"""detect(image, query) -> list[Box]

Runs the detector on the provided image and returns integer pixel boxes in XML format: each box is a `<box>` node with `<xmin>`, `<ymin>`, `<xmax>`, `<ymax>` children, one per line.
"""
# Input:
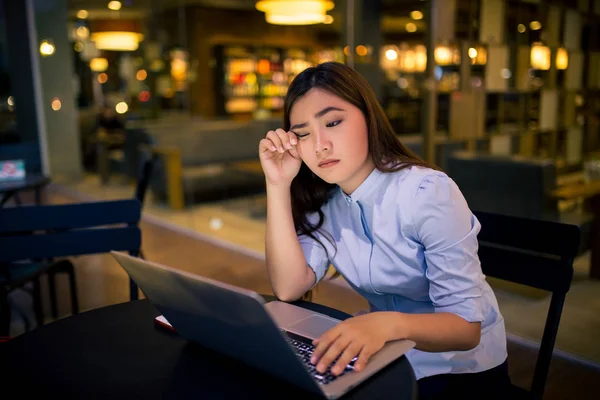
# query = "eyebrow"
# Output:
<box><xmin>290</xmin><ymin>106</ymin><xmax>345</xmax><ymax>131</ymax></box>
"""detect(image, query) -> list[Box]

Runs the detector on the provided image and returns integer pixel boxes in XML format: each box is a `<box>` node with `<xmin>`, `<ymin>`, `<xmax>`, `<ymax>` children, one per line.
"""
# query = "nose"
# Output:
<box><xmin>314</xmin><ymin>128</ymin><xmax>332</xmax><ymax>155</ymax></box>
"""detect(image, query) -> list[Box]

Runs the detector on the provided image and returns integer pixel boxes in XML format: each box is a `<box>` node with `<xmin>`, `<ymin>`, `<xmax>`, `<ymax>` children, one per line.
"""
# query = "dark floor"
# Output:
<box><xmin>5</xmin><ymin>190</ymin><xmax>600</xmax><ymax>399</ymax></box>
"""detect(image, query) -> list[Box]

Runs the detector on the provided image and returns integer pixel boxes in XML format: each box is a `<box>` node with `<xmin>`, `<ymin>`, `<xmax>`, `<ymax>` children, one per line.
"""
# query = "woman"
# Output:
<box><xmin>258</xmin><ymin>62</ymin><xmax>510</xmax><ymax>399</ymax></box>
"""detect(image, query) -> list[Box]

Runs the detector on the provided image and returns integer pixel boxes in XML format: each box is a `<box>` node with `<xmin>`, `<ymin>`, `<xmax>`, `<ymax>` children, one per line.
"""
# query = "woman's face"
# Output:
<box><xmin>289</xmin><ymin>88</ymin><xmax>374</xmax><ymax>194</ymax></box>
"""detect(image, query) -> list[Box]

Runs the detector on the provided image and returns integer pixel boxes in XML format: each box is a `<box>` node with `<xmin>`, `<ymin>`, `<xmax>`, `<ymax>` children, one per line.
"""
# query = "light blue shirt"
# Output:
<box><xmin>299</xmin><ymin>166</ymin><xmax>507</xmax><ymax>380</ymax></box>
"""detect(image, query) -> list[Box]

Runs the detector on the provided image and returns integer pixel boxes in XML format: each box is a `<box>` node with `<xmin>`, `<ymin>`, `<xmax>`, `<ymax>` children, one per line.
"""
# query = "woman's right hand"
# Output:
<box><xmin>259</xmin><ymin>128</ymin><xmax>302</xmax><ymax>187</ymax></box>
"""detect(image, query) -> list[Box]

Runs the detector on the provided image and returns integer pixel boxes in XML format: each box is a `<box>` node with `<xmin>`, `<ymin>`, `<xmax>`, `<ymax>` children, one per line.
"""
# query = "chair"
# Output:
<box><xmin>45</xmin><ymin>155</ymin><xmax>155</xmax><ymax>320</ymax></box>
<box><xmin>0</xmin><ymin>199</ymin><xmax>142</xmax><ymax>337</ymax></box>
<box><xmin>474</xmin><ymin>210</ymin><xmax>581</xmax><ymax>400</ymax></box>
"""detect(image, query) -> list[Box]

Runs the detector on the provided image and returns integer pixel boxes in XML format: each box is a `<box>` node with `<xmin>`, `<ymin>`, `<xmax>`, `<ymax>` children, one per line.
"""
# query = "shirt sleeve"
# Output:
<box><xmin>412</xmin><ymin>173</ymin><xmax>485</xmax><ymax>323</ymax></box>
<box><xmin>298</xmin><ymin>213</ymin><xmax>330</xmax><ymax>289</ymax></box>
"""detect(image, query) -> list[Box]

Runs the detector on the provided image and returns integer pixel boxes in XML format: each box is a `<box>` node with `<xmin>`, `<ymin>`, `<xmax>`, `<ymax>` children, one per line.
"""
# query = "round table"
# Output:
<box><xmin>0</xmin><ymin>174</ymin><xmax>50</xmax><ymax>206</ymax></box>
<box><xmin>0</xmin><ymin>299</ymin><xmax>417</xmax><ymax>399</ymax></box>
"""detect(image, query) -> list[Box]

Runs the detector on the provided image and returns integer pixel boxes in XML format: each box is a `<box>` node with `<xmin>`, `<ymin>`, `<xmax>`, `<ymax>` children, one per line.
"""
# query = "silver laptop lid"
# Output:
<box><xmin>111</xmin><ymin>251</ymin><xmax>323</xmax><ymax>396</ymax></box>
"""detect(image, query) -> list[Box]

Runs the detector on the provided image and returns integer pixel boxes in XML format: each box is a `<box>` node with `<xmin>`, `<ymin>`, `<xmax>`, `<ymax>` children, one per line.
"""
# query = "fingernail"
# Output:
<box><xmin>310</xmin><ymin>356</ymin><xmax>316</xmax><ymax>364</ymax></box>
<box><xmin>317</xmin><ymin>364</ymin><xmax>324</xmax><ymax>372</ymax></box>
<box><xmin>291</xmin><ymin>139</ymin><xmax>297</xmax><ymax>145</ymax></box>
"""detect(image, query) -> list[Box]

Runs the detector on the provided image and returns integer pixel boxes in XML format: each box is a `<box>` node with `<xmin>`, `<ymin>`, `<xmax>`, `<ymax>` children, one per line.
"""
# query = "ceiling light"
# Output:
<box><xmin>556</xmin><ymin>48</ymin><xmax>568</xmax><ymax>70</ymax></box>
<box><xmin>90</xmin><ymin>58</ymin><xmax>108</xmax><ymax>72</ymax></box>
<box><xmin>39</xmin><ymin>40</ymin><xmax>55</xmax><ymax>56</ymax></box>
<box><xmin>108</xmin><ymin>1</ymin><xmax>122</xmax><ymax>11</ymax></box>
<box><xmin>115</xmin><ymin>101</ymin><xmax>128</xmax><ymax>114</ymax></box>
<box><xmin>77</xmin><ymin>10</ymin><xmax>88</xmax><ymax>19</ymax></box>
<box><xmin>255</xmin><ymin>0</ymin><xmax>334</xmax><ymax>25</ymax></box>
<box><xmin>530</xmin><ymin>43</ymin><xmax>550</xmax><ymax>70</ymax></box>
<box><xmin>91</xmin><ymin>31</ymin><xmax>144</xmax><ymax>51</ymax></box>
<box><xmin>410</xmin><ymin>10</ymin><xmax>423</xmax><ymax>20</ymax></box>
<box><xmin>530</xmin><ymin>21</ymin><xmax>542</xmax><ymax>30</ymax></box>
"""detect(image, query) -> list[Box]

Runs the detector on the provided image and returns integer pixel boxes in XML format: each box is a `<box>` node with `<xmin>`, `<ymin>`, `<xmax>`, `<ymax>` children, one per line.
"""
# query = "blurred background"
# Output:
<box><xmin>1</xmin><ymin>1</ymin><xmax>600</xmax><ymax>396</ymax></box>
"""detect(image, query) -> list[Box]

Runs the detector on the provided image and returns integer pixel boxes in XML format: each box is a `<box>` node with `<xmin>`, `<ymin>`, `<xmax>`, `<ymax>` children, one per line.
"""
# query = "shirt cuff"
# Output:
<box><xmin>300</xmin><ymin>242</ymin><xmax>329</xmax><ymax>288</ymax></box>
<box><xmin>434</xmin><ymin>293</ymin><xmax>484</xmax><ymax>323</ymax></box>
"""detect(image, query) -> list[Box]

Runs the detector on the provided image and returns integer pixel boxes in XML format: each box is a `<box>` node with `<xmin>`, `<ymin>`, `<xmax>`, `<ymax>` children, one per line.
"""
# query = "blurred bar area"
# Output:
<box><xmin>2</xmin><ymin>2</ymin><xmax>600</xmax><ymax>396</ymax></box>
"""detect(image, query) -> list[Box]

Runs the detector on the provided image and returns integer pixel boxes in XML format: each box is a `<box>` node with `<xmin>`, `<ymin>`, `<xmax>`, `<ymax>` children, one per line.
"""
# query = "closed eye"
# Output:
<box><xmin>292</xmin><ymin>131</ymin><xmax>310</xmax><ymax>138</ymax></box>
<box><xmin>326</xmin><ymin>120</ymin><xmax>342</xmax><ymax>128</ymax></box>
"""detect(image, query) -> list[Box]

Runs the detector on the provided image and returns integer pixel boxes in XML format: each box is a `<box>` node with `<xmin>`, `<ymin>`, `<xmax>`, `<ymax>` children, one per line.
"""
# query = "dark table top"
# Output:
<box><xmin>0</xmin><ymin>174</ymin><xmax>50</xmax><ymax>193</ymax></box>
<box><xmin>0</xmin><ymin>299</ymin><xmax>417</xmax><ymax>399</ymax></box>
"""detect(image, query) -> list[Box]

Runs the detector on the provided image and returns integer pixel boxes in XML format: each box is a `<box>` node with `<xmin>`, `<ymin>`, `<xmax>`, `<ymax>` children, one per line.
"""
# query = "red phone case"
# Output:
<box><xmin>154</xmin><ymin>315</ymin><xmax>176</xmax><ymax>332</ymax></box>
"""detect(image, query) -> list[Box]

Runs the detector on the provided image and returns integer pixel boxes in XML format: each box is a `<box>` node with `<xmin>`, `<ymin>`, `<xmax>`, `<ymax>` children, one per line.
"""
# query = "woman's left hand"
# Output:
<box><xmin>310</xmin><ymin>312</ymin><xmax>398</xmax><ymax>376</ymax></box>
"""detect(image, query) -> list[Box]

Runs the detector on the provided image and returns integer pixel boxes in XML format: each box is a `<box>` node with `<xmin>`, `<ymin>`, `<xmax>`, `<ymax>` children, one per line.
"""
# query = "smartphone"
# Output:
<box><xmin>154</xmin><ymin>315</ymin><xmax>176</xmax><ymax>332</ymax></box>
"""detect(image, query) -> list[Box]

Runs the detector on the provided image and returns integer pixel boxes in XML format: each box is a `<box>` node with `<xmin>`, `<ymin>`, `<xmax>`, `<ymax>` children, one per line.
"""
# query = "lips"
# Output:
<box><xmin>318</xmin><ymin>159</ymin><xmax>340</xmax><ymax>168</ymax></box>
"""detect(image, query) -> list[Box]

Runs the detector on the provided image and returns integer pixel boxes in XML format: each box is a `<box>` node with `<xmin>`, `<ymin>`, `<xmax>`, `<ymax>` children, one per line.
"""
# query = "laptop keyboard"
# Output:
<box><xmin>283</xmin><ymin>330</ymin><xmax>357</xmax><ymax>385</ymax></box>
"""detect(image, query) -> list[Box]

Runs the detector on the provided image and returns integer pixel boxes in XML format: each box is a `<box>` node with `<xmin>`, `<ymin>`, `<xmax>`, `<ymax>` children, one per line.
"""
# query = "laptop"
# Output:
<box><xmin>111</xmin><ymin>251</ymin><xmax>415</xmax><ymax>399</ymax></box>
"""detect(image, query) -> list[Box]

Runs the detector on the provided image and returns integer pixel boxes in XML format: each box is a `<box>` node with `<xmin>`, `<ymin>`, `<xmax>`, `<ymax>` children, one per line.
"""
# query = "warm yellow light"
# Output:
<box><xmin>414</xmin><ymin>45</ymin><xmax>427</xmax><ymax>72</ymax></box>
<box><xmin>108</xmin><ymin>1</ymin><xmax>122</xmax><ymax>11</ymax></box>
<box><xmin>255</xmin><ymin>0</ymin><xmax>335</xmax><ymax>25</ymax></box>
<box><xmin>517</xmin><ymin>24</ymin><xmax>526</xmax><ymax>33</ymax></box>
<box><xmin>74</xmin><ymin>42</ymin><xmax>84</xmax><ymax>52</ymax></box>
<box><xmin>324</xmin><ymin>15</ymin><xmax>334</xmax><ymax>24</ymax></box>
<box><xmin>400</xmin><ymin>50</ymin><xmax>416</xmax><ymax>72</ymax></box>
<box><xmin>90</xmin><ymin>58</ymin><xmax>108</xmax><ymax>72</ymax></box>
<box><xmin>434</xmin><ymin>46</ymin><xmax>452</xmax><ymax>65</ymax></box>
<box><xmin>385</xmin><ymin>49</ymin><xmax>398</xmax><ymax>61</ymax></box>
<box><xmin>51</xmin><ymin>98</ymin><xmax>62</xmax><ymax>111</ymax></box>
<box><xmin>406</xmin><ymin>22</ymin><xmax>417</xmax><ymax>33</ymax></box>
<box><xmin>530</xmin><ymin>44</ymin><xmax>550</xmax><ymax>70</ymax></box>
<box><xmin>343</xmin><ymin>46</ymin><xmax>350</xmax><ymax>56</ymax></box>
<box><xmin>530</xmin><ymin>21</ymin><xmax>542</xmax><ymax>31</ymax></box>
<box><xmin>356</xmin><ymin>45</ymin><xmax>368</xmax><ymax>56</ymax></box>
<box><xmin>556</xmin><ymin>48</ymin><xmax>568</xmax><ymax>70</ymax></box>
<box><xmin>7</xmin><ymin>96</ymin><xmax>14</xmax><ymax>106</ymax></box>
<box><xmin>410</xmin><ymin>10</ymin><xmax>423</xmax><ymax>20</ymax></box>
<box><xmin>39</xmin><ymin>40</ymin><xmax>55</xmax><ymax>56</ymax></box>
<box><xmin>76</xmin><ymin>26</ymin><xmax>89</xmax><ymax>39</ymax></box>
<box><xmin>474</xmin><ymin>47</ymin><xmax>487</xmax><ymax>65</ymax></box>
<box><xmin>171</xmin><ymin>58</ymin><xmax>187</xmax><ymax>81</ymax></box>
<box><xmin>136</xmin><ymin>69</ymin><xmax>148</xmax><ymax>81</ymax></box>
<box><xmin>468</xmin><ymin>48</ymin><xmax>477</xmax><ymax>59</ymax></box>
<box><xmin>91</xmin><ymin>32</ymin><xmax>144</xmax><ymax>51</ymax></box>
<box><xmin>98</xmin><ymin>73</ymin><xmax>108</xmax><ymax>84</ymax></box>
<box><xmin>115</xmin><ymin>101</ymin><xmax>128</xmax><ymax>114</ymax></box>
<box><xmin>77</xmin><ymin>10</ymin><xmax>88</xmax><ymax>19</ymax></box>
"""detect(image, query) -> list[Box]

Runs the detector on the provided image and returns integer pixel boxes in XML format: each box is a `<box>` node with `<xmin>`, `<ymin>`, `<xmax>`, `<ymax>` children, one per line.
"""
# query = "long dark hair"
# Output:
<box><xmin>283</xmin><ymin>62</ymin><xmax>435</xmax><ymax>296</ymax></box>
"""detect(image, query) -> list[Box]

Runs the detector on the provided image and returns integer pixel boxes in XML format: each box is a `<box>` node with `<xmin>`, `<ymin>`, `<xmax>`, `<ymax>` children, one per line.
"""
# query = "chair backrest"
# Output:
<box><xmin>474</xmin><ymin>210</ymin><xmax>580</xmax><ymax>399</ymax></box>
<box><xmin>448</xmin><ymin>152</ymin><xmax>559</xmax><ymax>220</ymax></box>
<box><xmin>0</xmin><ymin>199</ymin><xmax>142</xmax><ymax>300</ymax></box>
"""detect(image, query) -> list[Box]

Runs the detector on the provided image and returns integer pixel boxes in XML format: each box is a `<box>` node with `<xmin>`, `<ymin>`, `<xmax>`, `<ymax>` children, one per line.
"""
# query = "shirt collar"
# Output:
<box><xmin>339</xmin><ymin>167</ymin><xmax>386</xmax><ymax>204</ymax></box>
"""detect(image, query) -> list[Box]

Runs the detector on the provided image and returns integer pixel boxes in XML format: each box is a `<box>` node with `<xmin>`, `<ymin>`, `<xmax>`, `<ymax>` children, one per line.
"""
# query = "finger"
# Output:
<box><xmin>331</xmin><ymin>343</ymin><xmax>363</xmax><ymax>376</ymax></box>
<box><xmin>311</xmin><ymin>329</ymin><xmax>340</xmax><ymax>364</ymax></box>
<box><xmin>315</xmin><ymin>336</ymin><xmax>351</xmax><ymax>374</ymax></box>
<box><xmin>275</xmin><ymin>128</ymin><xmax>293</xmax><ymax>150</ymax></box>
<box><xmin>266</xmin><ymin>131</ymin><xmax>285</xmax><ymax>153</ymax></box>
<box><xmin>259</xmin><ymin>138</ymin><xmax>277</xmax><ymax>153</ymax></box>
<box><xmin>354</xmin><ymin>346</ymin><xmax>375</xmax><ymax>372</ymax></box>
<box><xmin>287</xmin><ymin>130</ymin><xmax>298</xmax><ymax>146</ymax></box>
